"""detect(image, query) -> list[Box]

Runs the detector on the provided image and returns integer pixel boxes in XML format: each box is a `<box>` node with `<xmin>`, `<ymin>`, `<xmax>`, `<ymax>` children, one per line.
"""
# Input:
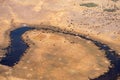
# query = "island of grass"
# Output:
<box><xmin>80</xmin><ymin>3</ymin><xmax>98</xmax><ymax>7</ymax></box>
<box><xmin>104</xmin><ymin>8</ymin><xmax>116</xmax><ymax>12</ymax></box>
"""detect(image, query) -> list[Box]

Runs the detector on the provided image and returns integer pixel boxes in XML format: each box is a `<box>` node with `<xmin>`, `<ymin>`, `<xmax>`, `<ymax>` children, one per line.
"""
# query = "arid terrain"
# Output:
<box><xmin>0</xmin><ymin>0</ymin><xmax>120</xmax><ymax>80</ymax></box>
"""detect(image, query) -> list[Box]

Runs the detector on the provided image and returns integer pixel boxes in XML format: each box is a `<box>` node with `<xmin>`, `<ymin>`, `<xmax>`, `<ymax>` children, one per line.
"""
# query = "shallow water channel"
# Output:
<box><xmin>0</xmin><ymin>27</ymin><xmax>34</xmax><ymax>66</ymax></box>
<box><xmin>0</xmin><ymin>27</ymin><xmax>120</xmax><ymax>80</ymax></box>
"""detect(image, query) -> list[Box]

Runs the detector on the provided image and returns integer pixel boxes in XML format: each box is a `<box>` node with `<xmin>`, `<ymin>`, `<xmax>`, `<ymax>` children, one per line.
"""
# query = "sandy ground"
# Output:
<box><xmin>0</xmin><ymin>0</ymin><xmax>120</xmax><ymax>80</ymax></box>
<box><xmin>0</xmin><ymin>0</ymin><xmax>120</xmax><ymax>53</ymax></box>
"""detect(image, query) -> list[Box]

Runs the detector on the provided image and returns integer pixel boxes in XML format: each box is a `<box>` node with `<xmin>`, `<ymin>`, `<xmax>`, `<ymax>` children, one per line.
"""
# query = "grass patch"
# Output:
<box><xmin>112</xmin><ymin>0</ymin><xmax>119</xmax><ymax>2</ymax></box>
<box><xmin>104</xmin><ymin>8</ymin><xmax>116</xmax><ymax>12</ymax></box>
<box><xmin>80</xmin><ymin>3</ymin><xmax>98</xmax><ymax>7</ymax></box>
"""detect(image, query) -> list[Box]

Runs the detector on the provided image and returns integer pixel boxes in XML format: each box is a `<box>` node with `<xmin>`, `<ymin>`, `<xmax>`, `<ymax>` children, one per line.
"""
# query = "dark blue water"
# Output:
<box><xmin>0</xmin><ymin>27</ymin><xmax>34</xmax><ymax>66</ymax></box>
<box><xmin>0</xmin><ymin>26</ymin><xmax>120</xmax><ymax>80</ymax></box>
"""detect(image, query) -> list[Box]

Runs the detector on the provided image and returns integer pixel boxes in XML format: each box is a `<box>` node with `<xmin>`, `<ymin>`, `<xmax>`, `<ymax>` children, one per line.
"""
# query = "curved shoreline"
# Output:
<box><xmin>0</xmin><ymin>26</ymin><xmax>120</xmax><ymax>80</ymax></box>
<box><xmin>36</xmin><ymin>27</ymin><xmax>120</xmax><ymax>80</ymax></box>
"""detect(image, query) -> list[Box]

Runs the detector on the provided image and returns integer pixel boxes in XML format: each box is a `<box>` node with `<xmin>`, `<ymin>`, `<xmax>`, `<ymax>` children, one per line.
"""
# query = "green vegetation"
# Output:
<box><xmin>103</xmin><ymin>8</ymin><xmax>116</xmax><ymax>12</ymax></box>
<box><xmin>111</xmin><ymin>0</ymin><xmax>119</xmax><ymax>2</ymax></box>
<box><xmin>80</xmin><ymin>3</ymin><xmax>98</xmax><ymax>7</ymax></box>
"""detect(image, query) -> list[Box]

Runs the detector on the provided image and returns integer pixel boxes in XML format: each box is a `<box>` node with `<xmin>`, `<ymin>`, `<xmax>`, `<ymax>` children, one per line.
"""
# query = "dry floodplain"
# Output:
<box><xmin>0</xmin><ymin>0</ymin><xmax>120</xmax><ymax>80</ymax></box>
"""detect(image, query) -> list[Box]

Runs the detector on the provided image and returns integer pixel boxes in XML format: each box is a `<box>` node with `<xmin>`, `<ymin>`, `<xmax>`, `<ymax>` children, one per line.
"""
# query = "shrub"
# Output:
<box><xmin>80</xmin><ymin>3</ymin><xmax>98</xmax><ymax>7</ymax></box>
<box><xmin>104</xmin><ymin>8</ymin><xmax>116</xmax><ymax>12</ymax></box>
<box><xmin>112</xmin><ymin>0</ymin><xmax>119</xmax><ymax>2</ymax></box>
